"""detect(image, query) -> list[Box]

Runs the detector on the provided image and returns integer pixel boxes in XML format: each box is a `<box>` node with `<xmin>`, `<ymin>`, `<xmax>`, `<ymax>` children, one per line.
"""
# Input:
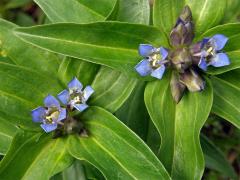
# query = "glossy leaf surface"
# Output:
<box><xmin>14</xmin><ymin>22</ymin><xmax>168</xmax><ymax>78</ymax></box>
<box><xmin>0</xmin><ymin>131</ymin><xmax>73</xmax><ymax>180</ymax></box>
<box><xmin>145</xmin><ymin>73</ymin><xmax>213</xmax><ymax>179</ymax></box>
<box><xmin>68</xmin><ymin>107</ymin><xmax>170</xmax><ymax>180</ymax></box>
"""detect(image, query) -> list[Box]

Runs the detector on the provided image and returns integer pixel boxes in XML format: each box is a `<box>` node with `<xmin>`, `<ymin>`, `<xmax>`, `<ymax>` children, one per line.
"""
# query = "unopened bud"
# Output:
<box><xmin>170</xmin><ymin>48</ymin><xmax>192</xmax><ymax>73</ymax></box>
<box><xmin>170</xmin><ymin>72</ymin><xmax>186</xmax><ymax>103</ymax></box>
<box><xmin>180</xmin><ymin>69</ymin><xmax>205</xmax><ymax>92</ymax></box>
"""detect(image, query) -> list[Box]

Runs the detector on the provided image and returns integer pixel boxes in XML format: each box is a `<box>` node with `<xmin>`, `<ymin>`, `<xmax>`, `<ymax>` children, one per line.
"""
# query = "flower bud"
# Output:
<box><xmin>170</xmin><ymin>72</ymin><xmax>186</xmax><ymax>103</ymax></box>
<box><xmin>180</xmin><ymin>69</ymin><xmax>205</xmax><ymax>92</ymax></box>
<box><xmin>170</xmin><ymin>48</ymin><xmax>192</xmax><ymax>73</ymax></box>
<box><xmin>170</xmin><ymin>5</ymin><xmax>194</xmax><ymax>47</ymax></box>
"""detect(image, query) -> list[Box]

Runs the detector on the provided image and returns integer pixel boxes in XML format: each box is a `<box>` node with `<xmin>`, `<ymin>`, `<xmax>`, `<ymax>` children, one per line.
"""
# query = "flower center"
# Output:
<box><xmin>149</xmin><ymin>53</ymin><xmax>162</xmax><ymax>69</ymax></box>
<box><xmin>45</xmin><ymin>107</ymin><xmax>60</xmax><ymax>124</ymax></box>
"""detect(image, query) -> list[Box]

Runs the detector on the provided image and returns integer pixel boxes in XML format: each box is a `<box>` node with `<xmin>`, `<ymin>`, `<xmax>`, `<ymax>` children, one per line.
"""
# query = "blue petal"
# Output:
<box><xmin>74</xmin><ymin>104</ymin><xmax>88</xmax><ymax>112</ymax></box>
<box><xmin>138</xmin><ymin>44</ymin><xmax>154</xmax><ymax>57</ymax></box>
<box><xmin>58</xmin><ymin>89</ymin><xmax>69</xmax><ymax>105</ymax></box>
<box><xmin>211</xmin><ymin>34</ymin><xmax>228</xmax><ymax>51</ymax></box>
<box><xmin>44</xmin><ymin>95</ymin><xmax>60</xmax><ymax>108</ymax></box>
<box><xmin>57</xmin><ymin>108</ymin><xmax>67</xmax><ymax>122</ymax></box>
<box><xmin>83</xmin><ymin>85</ymin><xmax>94</xmax><ymax>101</ymax></box>
<box><xmin>31</xmin><ymin>107</ymin><xmax>45</xmax><ymax>123</ymax></box>
<box><xmin>209</xmin><ymin>53</ymin><xmax>230</xmax><ymax>67</ymax></box>
<box><xmin>151</xmin><ymin>65</ymin><xmax>166</xmax><ymax>79</ymax></box>
<box><xmin>135</xmin><ymin>59</ymin><xmax>152</xmax><ymax>76</ymax></box>
<box><xmin>41</xmin><ymin>123</ymin><xmax>57</xmax><ymax>133</ymax></box>
<box><xmin>198</xmin><ymin>57</ymin><xmax>208</xmax><ymax>71</ymax></box>
<box><xmin>201</xmin><ymin>38</ymin><xmax>210</xmax><ymax>49</ymax></box>
<box><xmin>68</xmin><ymin>77</ymin><xmax>83</xmax><ymax>90</ymax></box>
<box><xmin>159</xmin><ymin>47</ymin><xmax>168</xmax><ymax>60</ymax></box>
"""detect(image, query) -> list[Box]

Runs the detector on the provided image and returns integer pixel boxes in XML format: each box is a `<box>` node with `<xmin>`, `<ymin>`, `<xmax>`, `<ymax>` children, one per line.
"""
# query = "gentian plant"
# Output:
<box><xmin>0</xmin><ymin>0</ymin><xmax>239</xmax><ymax>179</ymax></box>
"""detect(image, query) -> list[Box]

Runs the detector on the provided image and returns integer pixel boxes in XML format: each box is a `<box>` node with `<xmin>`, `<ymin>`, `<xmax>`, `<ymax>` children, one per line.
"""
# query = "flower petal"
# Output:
<box><xmin>138</xmin><ymin>44</ymin><xmax>154</xmax><ymax>57</ymax></box>
<box><xmin>58</xmin><ymin>89</ymin><xmax>69</xmax><ymax>105</ymax></box>
<box><xmin>160</xmin><ymin>47</ymin><xmax>168</xmax><ymax>60</ymax></box>
<box><xmin>201</xmin><ymin>38</ymin><xmax>209</xmax><ymax>49</ymax></box>
<box><xmin>41</xmin><ymin>123</ymin><xmax>57</xmax><ymax>133</ymax></box>
<box><xmin>74</xmin><ymin>103</ymin><xmax>88</xmax><ymax>112</ymax></box>
<box><xmin>151</xmin><ymin>65</ymin><xmax>166</xmax><ymax>79</ymax></box>
<box><xmin>83</xmin><ymin>85</ymin><xmax>94</xmax><ymax>101</ymax></box>
<box><xmin>58</xmin><ymin>108</ymin><xmax>67</xmax><ymax>122</ymax></box>
<box><xmin>198</xmin><ymin>57</ymin><xmax>208</xmax><ymax>71</ymax></box>
<box><xmin>135</xmin><ymin>59</ymin><xmax>152</xmax><ymax>76</ymax></box>
<box><xmin>68</xmin><ymin>77</ymin><xmax>83</xmax><ymax>90</ymax></box>
<box><xmin>211</xmin><ymin>34</ymin><xmax>228</xmax><ymax>51</ymax></box>
<box><xmin>209</xmin><ymin>53</ymin><xmax>230</xmax><ymax>67</ymax></box>
<box><xmin>44</xmin><ymin>95</ymin><xmax>60</xmax><ymax>108</ymax></box>
<box><xmin>31</xmin><ymin>107</ymin><xmax>45</xmax><ymax>122</ymax></box>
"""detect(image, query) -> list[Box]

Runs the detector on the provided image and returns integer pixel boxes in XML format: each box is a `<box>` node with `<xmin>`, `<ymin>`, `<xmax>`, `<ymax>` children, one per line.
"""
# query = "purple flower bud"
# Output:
<box><xmin>170</xmin><ymin>5</ymin><xmax>194</xmax><ymax>47</ymax></box>
<box><xmin>170</xmin><ymin>48</ymin><xmax>192</xmax><ymax>73</ymax></box>
<box><xmin>179</xmin><ymin>69</ymin><xmax>205</xmax><ymax>92</ymax></box>
<box><xmin>170</xmin><ymin>72</ymin><xmax>186</xmax><ymax>103</ymax></box>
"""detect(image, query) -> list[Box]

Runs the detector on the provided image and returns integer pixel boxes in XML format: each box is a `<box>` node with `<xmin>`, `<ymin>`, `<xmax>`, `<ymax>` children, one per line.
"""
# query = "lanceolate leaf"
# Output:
<box><xmin>0</xmin><ymin>18</ymin><xmax>60</xmax><ymax>76</ymax></box>
<box><xmin>145</xmin><ymin>73</ymin><xmax>213</xmax><ymax>179</ymax></box>
<box><xmin>90</xmin><ymin>67</ymin><xmax>137</xmax><ymax>113</ymax></box>
<box><xmin>58</xmin><ymin>57</ymin><xmax>99</xmax><ymax>86</ymax></box>
<box><xmin>14</xmin><ymin>22</ymin><xmax>169</xmax><ymax>78</ymax></box>
<box><xmin>116</xmin><ymin>0</ymin><xmax>150</xmax><ymax>24</ymax></box>
<box><xmin>68</xmin><ymin>107</ymin><xmax>171</xmax><ymax>180</ymax></box>
<box><xmin>201</xmin><ymin>135</ymin><xmax>237</xmax><ymax>179</ymax></box>
<box><xmin>153</xmin><ymin>0</ymin><xmax>227</xmax><ymax>36</ymax></box>
<box><xmin>0</xmin><ymin>131</ymin><xmax>73</xmax><ymax>180</ymax></box>
<box><xmin>0</xmin><ymin>117</ymin><xmax>18</xmax><ymax>155</ymax></box>
<box><xmin>0</xmin><ymin>62</ymin><xmax>63</xmax><ymax>128</ymax></box>
<box><xmin>34</xmin><ymin>0</ymin><xmax>117</xmax><ymax>23</ymax></box>
<box><xmin>116</xmin><ymin>81</ymin><xmax>149</xmax><ymax>140</ymax></box>
<box><xmin>211</xmin><ymin>70</ymin><xmax>240</xmax><ymax>129</ymax></box>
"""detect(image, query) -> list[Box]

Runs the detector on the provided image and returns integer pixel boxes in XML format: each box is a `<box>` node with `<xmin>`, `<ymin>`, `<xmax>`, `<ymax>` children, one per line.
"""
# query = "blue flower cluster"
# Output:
<box><xmin>135</xmin><ymin>34</ymin><xmax>229</xmax><ymax>79</ymax></box>
<box><xmin>134</xmin><ymin>6</ymin><xmax>230</xmax><ymax>103</ymax></box>
<box><xmin>31</xmin><ymin>77</ymin><xmax>94</xmax><ymax>133</ymax></box>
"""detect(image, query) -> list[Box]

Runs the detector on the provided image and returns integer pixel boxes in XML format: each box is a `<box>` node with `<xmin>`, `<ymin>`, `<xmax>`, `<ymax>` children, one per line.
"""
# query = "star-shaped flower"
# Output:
<box><xmin>58</xmin><ymin>77</ymin><xmax>94</xmax><ymax>112</ymax></box>
<box><xmin>31</xmin><ymin>95</ymin><xmax>66</xmax><ymax>133</ymax></box>
<box><xmin>197</xmin><ymin>34</ymin><xmax>230</xmax><ymax>71</ymax></box>
<box><xmin>135</xmin><ymin>44</ymin><xmax>168</xmax><ymax>79</ymax></box>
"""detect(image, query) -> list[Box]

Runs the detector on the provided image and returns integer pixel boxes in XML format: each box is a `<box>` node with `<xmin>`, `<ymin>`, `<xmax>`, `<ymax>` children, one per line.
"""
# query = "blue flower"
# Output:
<box><xmin>135</xmin><ymin>44</ymin><xmax>168</xmax><ymax>79</ymax></box>
<box><xmin>31</xmin><ymin>95</ymin><xmax>66</xmax><ymax>133</ymax></box>
<box><xmin>58</xmin><ymin>77</ymin><xmax>94</xmax><ymax>112</ymax></box>
<box><xmin>198</xmin><ymin>34</ymin><xmax>230</xmax><ymax>71</ymax></box>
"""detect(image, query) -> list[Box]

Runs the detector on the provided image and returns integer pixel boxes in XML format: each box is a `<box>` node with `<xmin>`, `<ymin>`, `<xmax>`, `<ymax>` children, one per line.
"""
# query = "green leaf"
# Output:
<box><xmin>5</xmin><ymin>0</ymin><xmax>31</xmax><ymax>9</ymax></box>
<box><xmin>201</xmin><ymin>135</ymin><xmax>237</xmax><ymax>179</ymax></box>
<box><xmin>34</xmin><ymin>0</ymin><xmax>117</xmax><ymax>23</ymax></box>
<box><xmin>90</xmin><ymin>66</ymin><xmax>137</xmax><ymax>112</ymax></box>
<box><xmin>0</xmin><ymin>117</ymin><xmax>18</xmax><ymax>155</ymax></box>
<box><xmin>186</xmin><ymin>0</ymin><xmax>227</xmax><ymax>36</ymax></box>
<box><xmin>197</xmin><ymin>23</ymin><xmax>240</xmax><ymax>75</ymax></box>
<box><xmin>0</xmin><ymin>131</ymin><xmax>73</xmax><ymax>180</ymax></box>
<box><xmin>116</xmin><ymin>0</ymin><xmax>150</xmax><ymax>24</ymax></box>
<box><xmin>0</xmin><ymin>18</ymin><xmax>60</xmax><ymax>76</ymax></box>
<box><xmin>14</xmin><ymin>22</ymin><xmax>169</xmax><ymax>78</ymax></box>
<box><xmin>58</xmin><ymin>56</ymin><xmax>99</xmax><ymax>86</ymax></box>
<box><xmin>153</xmin><ymin>0</ymin><xmax>185</xmax><ymax>35</ymax></box>
<box><xmin>222</xmin><ymin>0</ymin><xmax>240</xmax><ymax>23</ymax></box>
<box><xmin>68</xmin><ymin>106</ymin><xmax>171</xmax><ymax>180</ymax></box>
<box><xmin>145</xmin><ymin>72</ymin><xmax>213</xmax><ymax>179</ymax></box>
<box><xmin>153</xmin><ymin>0</ymin><xmax>227</xmax><ymax>36</ymax></box>
<box><xmin>0</xmin><ymin>62</ymin><xmax>63</xmax><ymax>128</ymax></box>
<box><xmin>116</xmin><ymin>81</ymin><xmax>149</xmax><ymax>140</ymax></box>
<box><xmin>211</xmin><ymin>70</ymin><xmax>240</xmax><ymax>129</ymax></box>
